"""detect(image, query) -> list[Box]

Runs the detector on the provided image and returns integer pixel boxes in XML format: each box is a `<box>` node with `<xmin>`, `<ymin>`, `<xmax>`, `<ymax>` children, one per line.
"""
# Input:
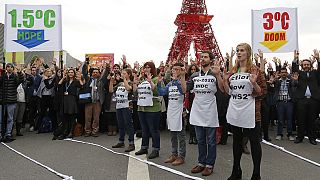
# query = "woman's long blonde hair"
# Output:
<box><xmin>231</xmin><ymin>43</ymin><xmax>254</xmax><ymax>73</ymax></box>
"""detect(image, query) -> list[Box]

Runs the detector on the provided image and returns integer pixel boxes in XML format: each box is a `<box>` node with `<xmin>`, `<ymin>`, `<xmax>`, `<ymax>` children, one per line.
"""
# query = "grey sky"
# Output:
<box><xmin>1</xmin><ymin>0</ymin><xmax>319</xmax><ymax>66</ymax></box>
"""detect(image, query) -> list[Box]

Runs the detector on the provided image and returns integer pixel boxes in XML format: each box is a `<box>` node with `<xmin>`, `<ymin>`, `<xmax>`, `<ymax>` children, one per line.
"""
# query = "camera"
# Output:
<box><xmin>85</xmin><ymin>57</ymin><xmax>90</xmax><ymax>64</ymax></box>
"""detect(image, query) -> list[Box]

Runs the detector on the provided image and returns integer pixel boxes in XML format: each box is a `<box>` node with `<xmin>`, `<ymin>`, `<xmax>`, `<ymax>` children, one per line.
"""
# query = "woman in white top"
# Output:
<box><xmin>110</xmin><ymin>68</ymin><xmax>135</xmax><ymax>152</ymax></box>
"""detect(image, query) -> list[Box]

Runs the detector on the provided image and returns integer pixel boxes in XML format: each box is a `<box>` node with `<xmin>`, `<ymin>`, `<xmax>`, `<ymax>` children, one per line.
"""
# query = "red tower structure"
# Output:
<box><xmin>167</xmin><ymin>0</ymin><xmax>223</xmax><ymax>64</ymax></box>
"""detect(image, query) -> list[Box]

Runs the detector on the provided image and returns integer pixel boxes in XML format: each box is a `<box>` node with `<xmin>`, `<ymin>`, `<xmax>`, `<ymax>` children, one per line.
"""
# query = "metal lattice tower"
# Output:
<box><xmin>167</xmin><ymin>0</ymin><xmax>223</xmax><ymax>64</ymax></box>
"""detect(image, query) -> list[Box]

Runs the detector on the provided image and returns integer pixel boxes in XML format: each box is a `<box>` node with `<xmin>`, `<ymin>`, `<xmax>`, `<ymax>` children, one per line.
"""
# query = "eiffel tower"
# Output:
<box><xmin>167</xmin><ymin>0</ymin><xmax>223</xmax><ymax>64</ymax></box>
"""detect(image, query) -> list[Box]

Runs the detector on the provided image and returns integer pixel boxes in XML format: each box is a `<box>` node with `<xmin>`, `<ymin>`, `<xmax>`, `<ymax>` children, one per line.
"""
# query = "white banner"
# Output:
<box><xmin>4</xmin><ymin>4</ymin><xmax>62</xmax><ymax>52</ymax></box>
<box><xmin>252</xmin><ymin>7</ymin><xmax>298</xmax><ymax>53</ymax></box>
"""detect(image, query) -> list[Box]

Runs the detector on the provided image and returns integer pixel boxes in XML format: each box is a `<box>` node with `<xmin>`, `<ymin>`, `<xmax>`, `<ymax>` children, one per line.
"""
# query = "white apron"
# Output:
<box><xmin>167</xmin><ymin>85</ymin><xmax>184</xmax><ymax>131</ymax></box>
<box><xmin>190</xmin><ymin>73</ymin><xmax>219</xmax><ymax>127</ymax></box>
<box><xmin>137</xmin><ymin>80</ymin><xmax>153</xmax><ymax>106</ymax></box>
<box><xmin>115</xmin><ymin>83</ymin><xmax>129</xmax><ymax>109</ymax></box>
<box><xmin>226</xmin><ymin>73</ymin><xmax>255</xmax><ymax>128</ymax></box>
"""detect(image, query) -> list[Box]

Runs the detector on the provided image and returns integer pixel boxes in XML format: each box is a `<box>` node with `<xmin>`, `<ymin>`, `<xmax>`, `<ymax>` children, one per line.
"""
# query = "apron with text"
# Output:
<box><xmin>226</xmin><ymin>73</ymin><xmax>255</xmax><ymax>128</ymax></box>
<box><xmin>167</xmin><ymin>85</ymin><xmax>184</xmax><ymax>131</ymax></box>
<box><xmin>190</xmin><ymin>73</ymin><xmax>219</xmax><ymax>127</ymax></box>
<box><xmin>137</xmin><ymin>81</ymin><xmax>153</xmax><ymax>106</ymax></box>
<box><xmin>115</xmin><ymin>83</ymin><xmax>129</xmax><ymax>109</ymax></box>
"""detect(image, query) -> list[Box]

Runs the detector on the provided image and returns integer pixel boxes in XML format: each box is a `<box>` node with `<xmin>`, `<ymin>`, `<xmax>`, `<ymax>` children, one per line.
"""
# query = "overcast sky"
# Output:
<box><xmin>1</xmin><ymin>0</ymin><xmax>320</xmax><ymax>66</ymax></box>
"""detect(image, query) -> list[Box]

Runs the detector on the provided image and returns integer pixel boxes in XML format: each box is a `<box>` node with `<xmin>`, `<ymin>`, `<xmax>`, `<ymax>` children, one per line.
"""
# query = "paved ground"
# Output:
<box><xmin>0</xmin><ymin>127</ymin><xmax>319</xmax><ymax>180</ymax></box>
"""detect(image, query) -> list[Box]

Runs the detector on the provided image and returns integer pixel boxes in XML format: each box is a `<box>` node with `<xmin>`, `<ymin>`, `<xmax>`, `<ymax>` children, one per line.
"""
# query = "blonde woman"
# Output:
<box><xmin>224</xmin><ymin>43</ymin><xmax>267</xmax><ymax>180</ymax></box>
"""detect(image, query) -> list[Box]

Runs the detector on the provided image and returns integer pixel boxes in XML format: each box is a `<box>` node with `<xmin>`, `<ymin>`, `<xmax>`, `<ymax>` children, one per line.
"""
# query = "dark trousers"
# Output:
<box><xmin>38</xmin><ymin>96</ymin><xmax>55</xmax><ymax>130</ymax></box>
<box><xmin>261</xmin><ymin>100</ymin><xmax>270</xmax><ymax>139</ymax></box>
<box><xmin>28</xmin><ymin>96</ymin><xmax>39</xmax><ymax>127</ymax></box>
<box><xmin>62</xmin><ymin>114</ymin><xmax>76</xmax><ymax>136</ymax></box>
<box><xmin>186</xmin><ymin>113</ymin><xmax>196</xmax><ymax>139</ymax></box>
<box><xmin>138</xmin><ymin>111</ymin><xmax>161</xmax><ymax>151</ymax></box>
<box><xmin>116</xmin><ymin>108</ymin><xmax>134</xmax><ymax>144</ymax></box>
<box><xmin>219</xmin><ymin>115</ymin><xmax>228</xmax><ymax>143</ymax></box>
<box><xmin>231</xmin><ymin>123</ymin><xmax>262</xmax><ymax>176</ymax></box>
<box><xmin>296</xmin><ymin>98</ymin><xmax>319</xmax><ymax>140</ymax></box>
<box><xmin>277</xmin><ymin>101</ymin><xmax>294</xmax><ymax>136</ymax></box>
<box><xmin>132</xmin><ymin>101</ymin><xmax>141</xmax><ymax>133</ymax></box>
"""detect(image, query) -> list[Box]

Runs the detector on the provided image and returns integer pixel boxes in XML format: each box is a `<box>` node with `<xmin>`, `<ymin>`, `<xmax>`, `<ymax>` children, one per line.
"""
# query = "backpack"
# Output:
<box><xmin>38</xmin><ymin>116</ymin><xmax>53</xmax><ymax>133</ymax></box>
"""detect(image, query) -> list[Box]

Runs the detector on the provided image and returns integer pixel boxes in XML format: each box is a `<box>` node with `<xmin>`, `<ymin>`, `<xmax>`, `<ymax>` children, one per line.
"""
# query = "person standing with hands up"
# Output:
<box><xmin>133</xmin><ymin>62</ymin><xmax>161</xmax><ymax>159</ymax></box>
<box><xmin>224</xmin><ymin>43</ymin><xmax>267</xmax><ymax>180</ymax></box>
<box><xmin>188</xmin><ymin>51</ymin><xmax>224</xmax><ymax>176</ymax></box>
<box><xmin>157</xmin><ymin>62</ymin><xmax>187</xmax><ymax>166</ymax></box>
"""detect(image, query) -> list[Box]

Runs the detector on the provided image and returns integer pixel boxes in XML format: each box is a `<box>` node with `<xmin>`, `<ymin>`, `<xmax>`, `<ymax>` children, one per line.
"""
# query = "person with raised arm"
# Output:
<box><xmin>292</xmin><ymin>49</ymin><xmax>320</xmax><ymax>145</ymax></box>
<box><xmin>224</xmin><ymin>43</ymin><xmax>267</xmax><ymax>180</ymax></box>
<box><xmin>133</xmin><ymin>62</ymin><xmax>161</xmax><ymax>159</ymax></box>
<box><xmin>157</xmin><ymin>62</ymin><xmax>187</xmax><ymax>166</ymax></box>
<box><xmin>188</xmin><ymin>51</ymin><xmax>224</xmax><ymax>176</ymax></box>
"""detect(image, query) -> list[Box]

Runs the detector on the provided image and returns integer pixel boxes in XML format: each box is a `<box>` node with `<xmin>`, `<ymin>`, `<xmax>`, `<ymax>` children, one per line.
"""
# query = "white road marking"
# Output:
<box><xmin>127</xmin><ymin>138</ymin><xmax>150</xmax><ymax>180</ymax></box>
<box><xmin>262</xmin><ymin>140</ymin><xmax>320</xmax><ymax>167</ymax></box>
<box><xmin>64</xmin><ymin>138</ymin><xmax>204</xmax><ymax>180</ymax></box>
<box><xmin>1</xmin><ymin>142</ymin><xmax>74</xmax><ymax>180</ymax></box>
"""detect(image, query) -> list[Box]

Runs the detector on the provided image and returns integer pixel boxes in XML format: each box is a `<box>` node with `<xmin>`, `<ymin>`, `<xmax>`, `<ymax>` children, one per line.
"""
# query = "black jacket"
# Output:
<box><xmin>0</xmin><ymin>73</ymin><xmax>22</xmax><ymax>104</ymax></box>
<box><xmin>292</xmin><ymin>61</ymin><xmax>320</xmax><ymax>101</ymax></box>
<box><xmin>273</xmin><ymin>77</ymin><xmax>295</xmax><ymax>101</ymax></box>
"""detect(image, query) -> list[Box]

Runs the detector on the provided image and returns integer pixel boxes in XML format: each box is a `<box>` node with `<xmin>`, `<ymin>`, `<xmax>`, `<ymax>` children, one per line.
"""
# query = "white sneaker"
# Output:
<box><xmin>288</xmin><ymin>136</ymin><xmax>295</xmax><ymax>141</ymax></box>
<box><xmin>29</xmin><ymin>126</ymin><xmax>34</xmax><ymax>132</ymax></box>
<box><xmin>275</xmin><ymin>135</ymin><xmax>282</xmax><ymax>140</ymax></box>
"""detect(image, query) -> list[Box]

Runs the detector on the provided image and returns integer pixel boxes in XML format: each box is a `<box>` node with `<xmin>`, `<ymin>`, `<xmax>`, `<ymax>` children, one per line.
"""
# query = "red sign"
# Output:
<box><xmin>85</xmin><ymin>53</ymin><xmax>114</xmax><ymax>66</ymax></box>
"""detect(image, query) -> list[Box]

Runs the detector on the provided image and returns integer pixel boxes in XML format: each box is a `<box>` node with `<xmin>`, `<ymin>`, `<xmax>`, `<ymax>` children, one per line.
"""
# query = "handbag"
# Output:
<box><xmin>73</xmin><ymin>123</ymin><xmax>83</xmax><ymax>137</ymax></box>
<box><xmin>78</xmin><ymin>88</ymin><xmax>92</xmax><ymax>104</ymax></box>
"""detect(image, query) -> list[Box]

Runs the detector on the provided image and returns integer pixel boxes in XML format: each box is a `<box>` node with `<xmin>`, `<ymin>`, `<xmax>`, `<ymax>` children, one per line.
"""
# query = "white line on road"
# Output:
<box><xmin>262</xmin><ymin>140</ymin><xmax>320</xmax><ymax>167</ymax></box>
<box><xmin>64</xmin><ymin>138</ymin><xmax>204</xmax><ymax>180</ymax></box>
<box><xmin>1</xmin><ymin>142</ymin><xmax>74</xmax><ymax>180</ymax></box>
<box><xmin>127</xmin><ymin>138</ymin><xmax>150</xmax><ymax>180</ymax></box>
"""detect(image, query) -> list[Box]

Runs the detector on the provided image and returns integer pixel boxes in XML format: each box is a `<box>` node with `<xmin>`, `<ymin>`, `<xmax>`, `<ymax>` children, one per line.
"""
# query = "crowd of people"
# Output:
<box><xmin>0</xmin><ymin>43</ymin><xmax>319</xmax><ymax>179</ymax></box>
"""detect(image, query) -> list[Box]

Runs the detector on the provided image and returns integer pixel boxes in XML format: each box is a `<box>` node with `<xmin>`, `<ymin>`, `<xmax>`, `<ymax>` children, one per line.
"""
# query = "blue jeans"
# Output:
<box><xmin>0</xmin><ymin>103</ymin><xmax>17</xmax><ymax>137</ymax></box>
<box><xmin>138</xmin><ymin>112</ymin><xmax>161</xmax><ymax>151</ymax></box>
<box><xmin>194</xmin><ymin>126</ymin><xmax>216</xmax><ymax>167</ymax></box>
<box><xmin>277</xmin><ymin>101</ymin><xmax>293</xmax><ymax>136</ymax></box>
<box><xmin>116</xmin><ymin>108</ymin><xmax>134</xmax><ymax>144</ymax></box>
<box><xmin>171</xmin><ymin>128</ymin><xmax>186</xmax><ymax>158</ymax></box>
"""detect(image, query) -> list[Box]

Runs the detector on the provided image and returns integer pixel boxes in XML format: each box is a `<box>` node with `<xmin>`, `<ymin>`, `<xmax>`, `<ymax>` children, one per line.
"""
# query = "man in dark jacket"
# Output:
<box><xmin>26</xmin><ymin>66</ymin><xmax>42</xmax><ymax>131</ymax></box>
<box><xmin>0</xmin><ymin>63</ymin><xmax>22</xmax><ymax>142</ymax></box>
<box><xmin>292</xmin><ymin>50</ymin><xmax>320</xmax><ymax>145</ymax></box>
<box><xmin>272</xmin><ymin>67</ymin><xmax>295</xmax><ymax>141</ymax></box>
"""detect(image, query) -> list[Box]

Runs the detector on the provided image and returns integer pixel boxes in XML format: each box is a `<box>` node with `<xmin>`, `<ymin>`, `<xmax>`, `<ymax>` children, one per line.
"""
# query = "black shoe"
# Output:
<box><xmin>193</xmin><ymin>137</ymin><xmax>198</xmax><ymax>144</ymax></box>
<box><xmin>136</xmin><ymin>131</ymin><xmax>142</xmax><ymax>138</ymax></box>
<box><xmin>309</xmin><ymin>139</ymin><xmax>317</xmax><ymax>145</ymax></box>
<box><xmin>112</xmin><ymin>143</ymin><xmax>125</xmax><ymax>148</ymax></box>
<box><xmin>219</xmin><ymin>141</ymin><xmax>227</xmax><ymax>145</ymax></box>
<box><xmin>263</xmin><ymin>137</ymin><xmax>272</xmax><ymax>142</ymax></box>
<box><xmin>189</xmin><ymin>138</ymin><xmax>193</xmax><ymax>144</ymax></box>
<box><xmin>148</xmin><ymin>150</ymin><xmax>159</xmax><ymax>159</ymax></box>
<box><xmin>135</xmin><ymin>149</ymin><xmax>148</xmax><ymax>155</ymax></box>
<box><xmin>4</xmin><ymin>136</ymin><xmax>16</xmax><ymax>143</ymax></box>
<box><xmin>294</xmin><ymin>138</ymin><xmax>303</xmax><ymax>144</ymax></box>
<box><xmin>52</xmin><ymin>136</ymin><xmax>58</xmax><ymax>140</ymax></box>
<box><xmin>16</xmin><ymin>132</ymin><xmax>23</xmax><ymax>136</ymax></box>
<box><xmin>57</xmin><ymin>135</ymin><xmax>66</xmax><ymax>140</ymax></box>
<box><xmin>227</xmin><ymin>166</ymin><xmax>242</xmax><ymax>180</ymax></box>
<box><xmin>251</xmin><ymin>174</ymin><xmax>261</xmax><ymax>180</ymax></box>
<box><xmin>66</xmin><ymin>134</ymin><xmax>73</xmax><ymax>139</ymax></box>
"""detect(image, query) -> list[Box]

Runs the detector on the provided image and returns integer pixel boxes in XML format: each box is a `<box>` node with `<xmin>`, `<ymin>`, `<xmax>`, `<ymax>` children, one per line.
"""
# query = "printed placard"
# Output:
<box><xmin>5</xmin><ymin>4</ymin><xmax>62</xmax><ymax>52</ymax></box>
<box><xmin>252</xmin><ymin>7</ymin><xmax>298</xmax><ymax>53</ymax></box>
